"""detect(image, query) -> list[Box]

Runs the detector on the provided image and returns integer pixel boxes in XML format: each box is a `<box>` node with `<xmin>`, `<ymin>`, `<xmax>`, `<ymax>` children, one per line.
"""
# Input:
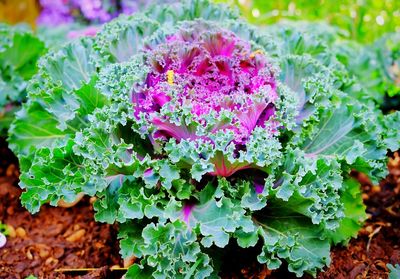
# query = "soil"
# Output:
<box><xmin>0</xmin><ymin>135</ymin><xmax>399</xmax><ymax>279</ymax></box>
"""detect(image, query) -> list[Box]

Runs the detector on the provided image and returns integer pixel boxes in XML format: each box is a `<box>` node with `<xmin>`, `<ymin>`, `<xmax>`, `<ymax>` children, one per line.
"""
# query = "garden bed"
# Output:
<box><xmin>0</xmin><ymin>133</ymin><xmax>399</xmax><ymax>279</ymax></box>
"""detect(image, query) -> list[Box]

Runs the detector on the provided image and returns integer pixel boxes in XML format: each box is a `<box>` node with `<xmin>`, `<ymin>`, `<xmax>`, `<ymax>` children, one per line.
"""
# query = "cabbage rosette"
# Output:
<box><xmin>9</xmin><ymin>0</ymin><xmax>400</xmax><ymax>278</ymax></box>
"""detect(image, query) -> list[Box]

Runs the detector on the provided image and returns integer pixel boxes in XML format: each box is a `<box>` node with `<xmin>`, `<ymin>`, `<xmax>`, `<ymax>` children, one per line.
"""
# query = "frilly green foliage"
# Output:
<box><xmin>266</xmin><ymin>22</ymin><xmax>400</xmax><ymax>106</ymax></box>
<box><xmin>8</xmin><ymin>0</ymin><xmax>400</xmax><ymax>278</ymax></box>
<box><xmin>0</xmin><ymin>24</ymin><xmax>47</xmax><ymax>134</ymax></box>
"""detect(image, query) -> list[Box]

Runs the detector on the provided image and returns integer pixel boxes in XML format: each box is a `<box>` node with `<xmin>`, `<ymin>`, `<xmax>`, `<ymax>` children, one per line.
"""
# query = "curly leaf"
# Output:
<box><xmin>255</xmin><ymin>214</ymin><xmax>330</xmax><ymax>277</ymax></box>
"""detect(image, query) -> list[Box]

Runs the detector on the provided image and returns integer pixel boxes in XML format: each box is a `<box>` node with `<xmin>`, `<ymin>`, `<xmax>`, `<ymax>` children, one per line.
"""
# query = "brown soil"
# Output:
<box><xmin>318</xmin><ymin>163</ymin><xmax>400</xmax><ymax>279</ymax></box>
<box><xmin>0</xmin><ymin>135</ymin><xmax>399</xmax><ymax>278</ymax></box>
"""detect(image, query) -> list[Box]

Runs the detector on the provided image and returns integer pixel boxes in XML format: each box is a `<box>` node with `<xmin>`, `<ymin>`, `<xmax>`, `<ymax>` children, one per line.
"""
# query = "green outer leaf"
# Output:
<box><xmin>125</xmin><ymin>264</ymin><xmax>154</xmax><ymax>279</ymax></box>
<box><xmin>268</xmin><ymin>149</ymin><xmax>344</xmax><ymax>231</ymax></box>
<box><xmin>387</xmin><ymin>263</ymin><xmax>400</xmax><ymax>279</ymax></box>
<box><xmin>0</xmin><ymin>106</ymin><xmax>18</xmax><ymax>136</ymax></box>
<box><xmin>327</xmin><ymin>178</ymin><xmax>366</xmax><ymax>245</ymax></box>
<box><xmin>0</xmin><ymin>24</ymin><xmax>47</xmax><ymax>132</ymax></box>
<box><xmin>119</xmin><ymin>221</ymin><xmax>213</xmax><ymax>279</ymax></box>
<box><xmin>381</xmin><ymin>111</ymin><xmax>400</xmax><ymax>152</ymax></box>
<box><xmin>8</xmin><ymin>102</ymin><xmax>68</xmax><ymax>154</ymax></box>
<box><xmin>255</xmin><ymin>214</ymin><xmax>330</xmax><ymax>277</ymax></box>
<box><xmin>0</xmin><ymin>31</ymin><xmax>46</xmax><ymax>79</ymax></box>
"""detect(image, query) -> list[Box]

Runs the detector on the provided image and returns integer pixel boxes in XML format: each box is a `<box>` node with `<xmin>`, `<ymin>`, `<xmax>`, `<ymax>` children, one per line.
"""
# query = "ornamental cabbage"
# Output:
<box><xmin>8</xmin><ymin>1</ymin><xmax>400</xmax><ymax>278</ymax></box>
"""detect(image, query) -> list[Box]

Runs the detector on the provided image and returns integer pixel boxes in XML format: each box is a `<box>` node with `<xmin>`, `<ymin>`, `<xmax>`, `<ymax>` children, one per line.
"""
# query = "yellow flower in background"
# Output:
<box><xmin>0</xmin><ymin>0</ymin><xmax>40</xmax><ymax>28</ymax></box>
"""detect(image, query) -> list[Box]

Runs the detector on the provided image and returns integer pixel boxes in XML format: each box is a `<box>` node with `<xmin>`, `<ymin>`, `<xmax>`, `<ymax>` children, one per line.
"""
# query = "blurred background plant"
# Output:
<box><xmin>0</xmin><ymin>0</ymin><xmax>149</xmax><ymax>28</ymax></box>
<box><xmin>0</xmin><ymin>0</ymin><xmax>154</xmax><ymax>45</ymax></box>
<box><xmin>36</xmin><ymin>0</ymin><xmax>149</xmax><ymax>26</ymax></box>
<box><xmin>218</xmin><ymin>0</ymin><xmax>400</xmax><ymax>43</ymax></box>
<box><xmin>0</xmin><ymin>23</ymin><xmax>47</xmax><ymax>135</ymax></box>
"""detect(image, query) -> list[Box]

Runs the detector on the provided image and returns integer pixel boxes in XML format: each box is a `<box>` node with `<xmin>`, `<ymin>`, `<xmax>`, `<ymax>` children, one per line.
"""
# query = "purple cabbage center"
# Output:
<box><xmin>133</xmin><ymin>29</ymin><xmax>278</xmax><ymax>145</ymax></box>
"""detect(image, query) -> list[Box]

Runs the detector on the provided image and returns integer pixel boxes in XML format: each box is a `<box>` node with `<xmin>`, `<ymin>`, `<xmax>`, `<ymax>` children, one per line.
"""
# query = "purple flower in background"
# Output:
<box><xmin>37</xmin><ymin>0</ymin><xmax>73</xmax><ymax>25</ymax></box>
<box><xmin>254</xmin><ymin>176</ymin><xmax>265</xmax><ymax>194</ymax></box>
<box><xmin>120</xmin><ymin>0</ymin><xmax>141</xmax><ymax>15</ymax></box>
<box><xmin>120</xmin><ymin>0</ymin><xmax>164</xmax><ymax>15</ymax></box>
<box><xmin>37</xmin><ymin>0</ymin><xmax>178</xmax><ymax>26</ymax></box>
<box><xmin>38</xmin><ymin>0</ymin><xmax>120</xmax><ymax>26</ymax></box>
<box><xmin>67</xmin><ymin>26</ymin><xmax>99</xmax><ymax>39</ymax></box>
<box><xmin>71</xmin><ymin>0</ymin><xmax>114</xmax><ymax>22</ymax></box>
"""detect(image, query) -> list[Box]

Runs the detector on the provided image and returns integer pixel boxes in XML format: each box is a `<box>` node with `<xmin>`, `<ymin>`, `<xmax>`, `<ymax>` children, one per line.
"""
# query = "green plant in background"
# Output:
<box><xmin>218</xmin><ymin>0</ymin><xmax>400</xmax><ymax>43</ymax></box>
<box><xmin>0</xmin><ymin>23</ymin><xmax>105</xmax><ymax>137</ymax></box>
<box><xmin>0</xmin><ymin>24</ymin><xmax>47</xmax><ymax>135</ymax></box>
<box><xmin>0</xmin><ymin>222</ymin><xmax>9</xmax><ymax>236</ymax></box>
<box><xmin>0</xmin><ymin>222</ymin><xmax>9</xmax><ymax>248</ymax></box>
<box><xmin>373</xmin><ymin>33</ymin><xmax>400</xmax><ymax>108</ymax></box>
<box><xmin>262</xmin><ymin>21</ymin><xmax>400</xmax><ymax>107</ymax></box>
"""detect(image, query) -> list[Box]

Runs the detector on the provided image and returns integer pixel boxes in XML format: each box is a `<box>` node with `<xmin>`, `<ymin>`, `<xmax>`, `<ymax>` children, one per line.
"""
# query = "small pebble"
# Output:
<box><xmin>66</xmin><ymin>229</ymin><xmax>85</xmax><ymax>242</ymax></box>
<box><xmin>16</xmin><ymin>227</ymin><xmax>27</xmax><ymax>238</ymax></box>
<box><xmin>53</xmin><ymin>246</ymin><xmax>65</xmax><ymax>258</ymax></box>
<box><xmin>365</xmin><ymin>225</ymin><xmax>373</xmax><ymax>233</ymax></box>
<box><xmin>26</xmin><ymin>249</ymin><xmax>33</xmax><ymax>260</ymax></box>
<box><xmin>36</xmin><ymin>244</ymin><xmax>51</xmax><ymax>258</ymax></box>
<box><xmin>45</xmin><ymin>256</ymin><xmax>58</xmax><ymax>267</ymax></box>
<box><xmin>0</xmin><ymin>232</ymin><xmax>6</xmax><ymax>248</ymax></box>
<box><xmin>6</xmin><ymin>206</ymin><xmax>14</xmax><ymax>215</ymax></box>
<box><xmin>6</xmin><ymin>225</ymin><xmax>16</xmax><ymax>238</ymax></box>
<box><xmin>371</xmin><ymin>185</ymin><xmax>381</xmax><ymax>193</ymax></box>
<box><xmin>5</xmin><ymin>165</ymin><xmax>15</xmax><ymax>177</ymax></box>
<box><xmin>94</xmin><ymin>241</ymin><xmax>105</xmax><ymax>249</ymax></box>
<box><xmin>89</xmin><ymin>197</ymin><xmax>97</xmax><ymax>204</ymax></box>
